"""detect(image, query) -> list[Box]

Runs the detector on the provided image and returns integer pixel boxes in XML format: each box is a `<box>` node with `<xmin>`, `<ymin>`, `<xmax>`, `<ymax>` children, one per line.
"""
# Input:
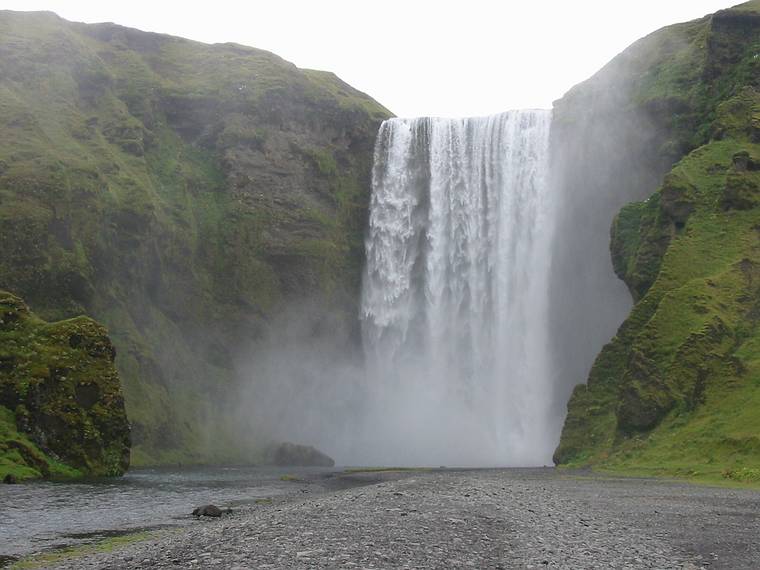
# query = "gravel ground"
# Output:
<box><xmin>39</xmin><ymin>468</ymin><xmax>760</xmax><ymax>569</ymax></box>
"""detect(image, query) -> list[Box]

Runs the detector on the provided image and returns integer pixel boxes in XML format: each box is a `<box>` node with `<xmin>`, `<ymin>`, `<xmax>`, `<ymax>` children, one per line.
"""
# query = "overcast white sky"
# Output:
<box><xmin>2</xmin><ymin>0</ymin><xmax>741</xmax><ymax>117</ymax></box>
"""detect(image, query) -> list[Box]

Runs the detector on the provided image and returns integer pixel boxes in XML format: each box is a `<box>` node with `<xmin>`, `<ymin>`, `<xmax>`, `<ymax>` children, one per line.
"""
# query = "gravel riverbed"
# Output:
<box><xmin>38</xmin><ymin>468</ymin><xmax>760</xmax><ymax>569</ymax></box>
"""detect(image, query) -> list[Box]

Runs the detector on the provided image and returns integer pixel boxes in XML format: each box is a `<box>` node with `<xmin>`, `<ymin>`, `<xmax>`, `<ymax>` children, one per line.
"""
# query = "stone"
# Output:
<box><xmin>267</xmin><ymin>442</ymin><xmax>335</xmax><ymax>467</ymax></box>
<box><xmin>732</xmin><ymin>150</ymin><xmax>758</xmax><ymax>172</ymax></box>
<box><xmin>0</xmin><ymin>291</ymin><xmax>130</xmax><ymax>479</ymax></box>
<box><xmin>192</xmin><ymin>505</ymin><xmax>232</xmax><ymax>518</ymax></box>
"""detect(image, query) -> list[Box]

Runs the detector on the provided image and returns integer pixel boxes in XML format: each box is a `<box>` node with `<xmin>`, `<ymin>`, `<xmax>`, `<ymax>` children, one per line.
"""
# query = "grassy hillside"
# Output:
<box><xmin>555</xmin><ymin>1</ymin><xmax>760</xmax><ymax>484</ymax></box>
<box><xmin>0</xmin><ymin>11</ymin><xmax>391</xmax><ymax>465</ymax></box>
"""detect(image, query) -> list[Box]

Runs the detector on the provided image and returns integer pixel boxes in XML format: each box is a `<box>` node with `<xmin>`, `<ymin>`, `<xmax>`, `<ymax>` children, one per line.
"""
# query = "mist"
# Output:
<box><xmin>228</xmin><ymin>302</ymin><xmax>364</xmax><ymax>463</ymax></box>
<box><xmin>545</xmin><ymin>31</ymin><xmax>693</xmax><ymax>426</ymax></box>
<box><xmin>231</xmin><ymin>110</ymin><xmax>561</xmax><ymax>468</ymax></box>
<box><xmin>223</xmin><ymin>27</ymin><xmax>692</xmax><ymax>468</ymax></box>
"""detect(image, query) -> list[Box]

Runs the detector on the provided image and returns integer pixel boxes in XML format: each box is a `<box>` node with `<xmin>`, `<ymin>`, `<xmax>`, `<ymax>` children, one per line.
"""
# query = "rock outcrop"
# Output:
<box><xmin>0</xmin><ymin>291</ymin><xmax>130</xmax><ymax>480</ymax></box>
<box><xmin>268</xmin><ymin>442</ymin><xmax>335</xmax><ymax>467</ymax></box>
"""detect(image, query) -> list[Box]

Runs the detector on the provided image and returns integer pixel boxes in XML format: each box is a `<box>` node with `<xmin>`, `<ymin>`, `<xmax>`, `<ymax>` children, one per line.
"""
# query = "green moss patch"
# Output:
<box><xmin>10</xmin><ymin>531</ymin><xmax>154</xmax><ymax>570</ymax></box>
<box><xmin>0</xmin><ymin>290</ymin><xmax>129</xmax><ymax>479</ymax></box>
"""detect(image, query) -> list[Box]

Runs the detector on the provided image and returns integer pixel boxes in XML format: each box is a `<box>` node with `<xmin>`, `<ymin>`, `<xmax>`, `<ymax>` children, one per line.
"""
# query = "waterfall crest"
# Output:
<box><xmin>360</xmin><ymin>110</ymin><xmax>555</xmax><ymax>466</ymax></box>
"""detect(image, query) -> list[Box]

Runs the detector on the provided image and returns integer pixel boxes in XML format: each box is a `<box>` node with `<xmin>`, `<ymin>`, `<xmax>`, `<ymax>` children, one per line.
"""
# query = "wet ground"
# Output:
<box><xmin>9</xmin><ymin>468</ymin><xmax>759</xmax><ymax>569</ymax></box>
<box><xmin>0</xmin><ymin>465</ymin><xmax>342</xmax><ymax>564</ymax></box>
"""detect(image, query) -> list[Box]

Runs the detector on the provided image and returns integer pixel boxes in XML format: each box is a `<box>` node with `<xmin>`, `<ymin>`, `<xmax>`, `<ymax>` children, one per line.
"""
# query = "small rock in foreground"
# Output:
<box><xmin>192</xmin><ymin>505</ymin><xmax>231</xmax><ymax>518</ymax></box>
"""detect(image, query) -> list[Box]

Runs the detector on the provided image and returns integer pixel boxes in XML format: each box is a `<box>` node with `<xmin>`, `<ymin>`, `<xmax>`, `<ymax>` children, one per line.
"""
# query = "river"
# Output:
<box><xmin>0</xmin><ymin>466</ymin><xmax>338</xmax><ymax>564</ymax></box>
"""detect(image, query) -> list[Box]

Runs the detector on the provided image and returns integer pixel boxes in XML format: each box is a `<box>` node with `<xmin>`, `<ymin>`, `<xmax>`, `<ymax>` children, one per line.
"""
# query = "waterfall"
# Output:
<box><xmin>359</xmin><ymin>110</ymin><xmax>555</xmax><ymax>466</ymax></box>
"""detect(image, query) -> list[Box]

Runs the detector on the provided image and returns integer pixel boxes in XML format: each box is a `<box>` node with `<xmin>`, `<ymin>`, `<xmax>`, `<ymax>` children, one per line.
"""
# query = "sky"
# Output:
<box><xmin>2</xmin><ymin>0</ymin><xmax>742</xmax><ymax>117</ymax></box>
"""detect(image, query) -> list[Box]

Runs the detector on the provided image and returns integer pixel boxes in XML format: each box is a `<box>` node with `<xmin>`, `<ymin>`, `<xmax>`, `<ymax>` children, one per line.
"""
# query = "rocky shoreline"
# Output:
<box><xmin>26</xmin><ymin>468</ymin><xmax>760</xmax><ymax>569</ymax></box>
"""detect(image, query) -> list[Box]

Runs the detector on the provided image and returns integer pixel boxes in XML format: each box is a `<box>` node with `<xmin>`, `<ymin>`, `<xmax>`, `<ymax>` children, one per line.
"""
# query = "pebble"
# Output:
<box><xmin>37</xmin><ymin>469</ymin><xmax>760</xmax><ymax>569</ymax></box>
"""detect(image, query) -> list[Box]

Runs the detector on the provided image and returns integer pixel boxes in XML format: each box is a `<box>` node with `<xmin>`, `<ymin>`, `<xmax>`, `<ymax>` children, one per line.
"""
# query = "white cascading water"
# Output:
<box><xmin>359</xmin><ymin>110</ymin><xmax>555</xmax><ymax>467</ymax></box>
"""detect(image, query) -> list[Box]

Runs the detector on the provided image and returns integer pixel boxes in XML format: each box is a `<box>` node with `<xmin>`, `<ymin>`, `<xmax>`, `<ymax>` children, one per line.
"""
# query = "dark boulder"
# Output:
<box><xmin>660</xmin><ymin>173</ymin><xmax>696</xmax><ymax>226</ymax></box>
<box><xmin>192</xmin><ymin>504</ymin><xmax>231</xmax><ymax>517</ymax></box>
<box><xmin>268</xmin><ymin>442</ymin><xmax>335</xmax><ymax>467</ymax></box>
<box><xmin>0</xmin><ymin>291</ymin><xmax>130</xmax><ymax>479</ymax></box>
<box><xmin>722</xmin><ymin>172</ymin><xmax>759</xmax><ymax>210</ymax></box>
<box><xmin>732</xmin><ymin>151</ymin><xmax>757</xmax><ymax>172</ymax></box>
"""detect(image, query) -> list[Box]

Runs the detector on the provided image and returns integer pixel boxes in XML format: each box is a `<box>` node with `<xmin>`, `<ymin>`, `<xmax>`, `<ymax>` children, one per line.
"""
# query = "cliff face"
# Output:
<box><xmin>554</xmin><ymin>0</ymin><xmax>760</xmax><ymax>481</ymax></box>
<box><xmin>0</xmin><ymin>290</ymin><xmax>130</xmax><ymax>480</ymax></box>
<box><xmin>0</xmin><ymin>11</ymin><xmax>391</xmax><ymax>464</ymax></box>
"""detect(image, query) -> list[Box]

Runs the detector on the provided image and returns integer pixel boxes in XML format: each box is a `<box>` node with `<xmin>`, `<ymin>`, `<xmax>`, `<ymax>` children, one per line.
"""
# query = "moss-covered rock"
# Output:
<box><xmin>0</xmin><ymin>10</ymin><xmax>391</xmax><ymax>464</ymax></box>
<box><xmin>0</xmin><ymin>290</ymin><xmax>130</xmax><ymax>480</ymax></box>
<box><xmin>722</xmin><ymin>159</ymin><xmax>760</xmax><ymax>209</ymax></box>
<box><xmin>555</xmin><ymin>1</ymin><xmax>760</xmax><ymax>481</ymax></box>
<box><xmin>610</xmin><ymin>193</ymin><xmax>672</xmax><ymax>302</ymax></box>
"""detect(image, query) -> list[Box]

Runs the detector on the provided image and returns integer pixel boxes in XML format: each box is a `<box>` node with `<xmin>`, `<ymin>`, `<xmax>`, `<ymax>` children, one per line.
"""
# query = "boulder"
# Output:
<box><xmin>268</xmin><ymin>442</ymin><xmax>335</xmax><ymax>467</ymax></box>
<box><xmin>732</xmin><ymin>151</ymin><xmax>758</xmax><ymax>172</ymax></box>
<box><xmin>660</xmin><ymin>173</ymin><xmax>696</xmax><ymax>226</ymax></box>
<box><xmin>722</xmin><ymin>172</ymin><xmax>759</xmax><ymax>210</ymax></box>
<box><xmin>0</xmin><ymin>291</ymin><xmax>130</xmax><ymax>479</ymax></box>
<box><xmin>192</xmin><ymin>504</ymin><xmax>232</xmax><ymax>517</ymax></box>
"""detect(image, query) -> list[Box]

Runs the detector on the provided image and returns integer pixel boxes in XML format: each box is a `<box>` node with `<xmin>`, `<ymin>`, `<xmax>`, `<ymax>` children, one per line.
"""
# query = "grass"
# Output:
<box><xmin>569</xmin><ymin>465</ymin><xmax>760</xmax><ymax>490</ymax></box>
<box><xmin>556</xmin><ymin>464</ymin><xmax>760</xmax><ymax>490</ymax></box>
<box><xmin>301</xmin><ymin>69</ymin><xmax>393</xmax><ymax>119</ymax></box>
<box><xmin>0</xmin><ymin>406</ymin><xmax>62</xmax><ymax>480</ymax></box>
<box><xmin>279</xmin><ymin>474</ymin><xmax>302</xmax><ymax>482</ymax></box>
<box><xmin>10</xmin><ymin>531</ymin><xmax>154</xmax><ymax>569</ymax></box>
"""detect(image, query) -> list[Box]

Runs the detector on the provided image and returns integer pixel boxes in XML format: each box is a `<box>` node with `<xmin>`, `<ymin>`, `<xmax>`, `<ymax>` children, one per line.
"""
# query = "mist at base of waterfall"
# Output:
<box><xmin>236</xmin><ymin>111</ymin><xmax>559</xmax><ymax>468</ymax></box>
<box><xmin>235</xmin><ymin>328</ymin><xmax>558</xmax><ymax>468</ymax></box>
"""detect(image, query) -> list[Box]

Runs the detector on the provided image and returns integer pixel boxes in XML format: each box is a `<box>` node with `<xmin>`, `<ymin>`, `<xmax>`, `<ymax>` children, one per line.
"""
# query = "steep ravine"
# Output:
<box><xmin>554</xmin><ymin>0</ymin><xmax>760</xmax><ymax>482</ymax></box>
<box><xmin>0</xmin><ymin>10</ymin><xmax>391</xmax><ymax>466</ymax></box>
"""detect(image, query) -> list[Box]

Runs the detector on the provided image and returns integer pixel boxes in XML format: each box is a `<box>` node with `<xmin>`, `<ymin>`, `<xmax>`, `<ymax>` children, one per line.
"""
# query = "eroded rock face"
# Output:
<box><xmin>0</xmin><ymin>290</ymin><xmax>130</xmax><ymax>479</ymax></box>
<box><xmin>268</xmin><ymin>442</ymin><xmax>335</xmax><ymax>467</ymax></box>
<box><xmin>722</xmin><ymin>153</ymin><xmax>760</xmax><ymax>210</ymax></box>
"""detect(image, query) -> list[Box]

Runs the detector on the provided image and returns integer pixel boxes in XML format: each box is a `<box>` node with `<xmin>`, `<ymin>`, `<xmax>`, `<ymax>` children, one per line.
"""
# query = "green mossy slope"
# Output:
<box><xmin>555</xmin><ymin>1</ymin><xmax>760</xmax><ymax>483</ymax></box>
<box><xmin>0</xmin><ymin>291</ymin><xmax>129</xmax><ymax>480</ymax></box>
<box><xmin>0</xmin><ymin>11</ymin><xmax>391</xmax><ymax>465</ymax></box>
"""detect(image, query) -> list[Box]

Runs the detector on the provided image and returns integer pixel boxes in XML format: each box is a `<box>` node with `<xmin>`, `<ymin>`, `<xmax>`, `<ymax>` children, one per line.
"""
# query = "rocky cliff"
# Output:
<box><xmin>554</xmin><ymin>0</ymin><xmax>760</xmax><ymax>482</ymax></box>
<box><xmin>0</xmin><ymin>11</ymin><xmax>391</xmax><ymax>465</ymax></box>
<box><xmin>0</xmin><ymin>290</ymin><xmax>130</xmax><ymax>480</ymax></box>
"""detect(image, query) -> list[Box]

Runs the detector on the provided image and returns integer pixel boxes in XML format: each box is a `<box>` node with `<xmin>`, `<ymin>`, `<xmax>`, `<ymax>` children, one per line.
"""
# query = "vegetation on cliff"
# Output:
<box><xmin>555</xmin><ymin>0</ymin><xmax>760</xmax><ymax>483</ymax></box>
<box><xmin>0</xmin><ymin>11</ymin><xmax>391</xmax><ymax>465</ymax></box>
<box><xmin>0</xmin><ymin>290</ymin><xmax>130</xmax><ymax>480</ymax></box>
